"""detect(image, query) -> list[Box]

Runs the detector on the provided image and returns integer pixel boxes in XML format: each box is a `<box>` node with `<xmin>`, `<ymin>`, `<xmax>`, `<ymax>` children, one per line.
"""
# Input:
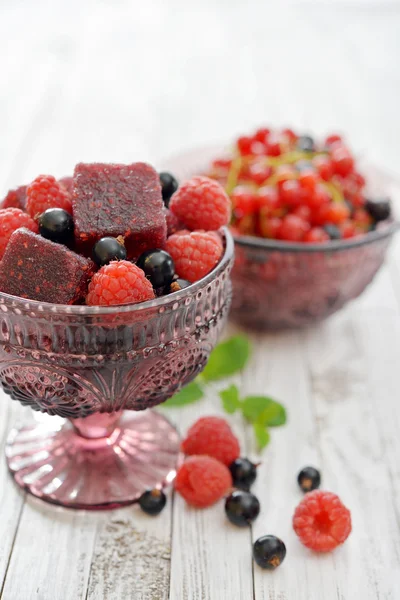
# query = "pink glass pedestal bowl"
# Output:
<box><xmin>1</xmin><ymin>229</ymin><xmax>233</xmax><ymax>509</ymax></box>
<box><xmin>162</xmin><ymin>146</ymin><xmax>399</xmax><ymax>330</ymax></box>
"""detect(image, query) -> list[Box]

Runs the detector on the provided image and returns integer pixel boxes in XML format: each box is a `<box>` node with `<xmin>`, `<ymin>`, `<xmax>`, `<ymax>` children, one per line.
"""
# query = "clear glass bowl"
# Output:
<box><xmin>162</xmin><ymin>145</ymin><xmax>399</xmax><ymax>329</ymax></box>
<box><xmin>1</xmin><ymin>228</ymin><xmax>234</xmax><ymax>509</ymax></box>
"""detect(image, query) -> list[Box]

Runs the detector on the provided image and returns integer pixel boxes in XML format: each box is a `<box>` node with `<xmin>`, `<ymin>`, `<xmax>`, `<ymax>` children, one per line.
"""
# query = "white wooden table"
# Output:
<box><xmin>1</xmin><ymin>1</ymin><xmax>400</xmax><ymax>598</ymax></box>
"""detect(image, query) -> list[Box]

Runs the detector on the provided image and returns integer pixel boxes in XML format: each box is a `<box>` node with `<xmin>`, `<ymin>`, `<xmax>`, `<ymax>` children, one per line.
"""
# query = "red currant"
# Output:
<box><xmin>331</xmin><ymin>146</ymin><xmax>354</xmax><ymax>177</ymax></box>
<box><xmin>299</xmin><ymin>169</ymin><xmax>319</xmax><ymax>191</ymax></box>
<box><xmin>254</xmin><ymin>128</ymin><xmax>270</xmax><ymax>144</ymax></box>
<box><xmin>293</xmin><ymin>205</ymin><xmax>311</xmax><ymax>221</ymax></box>
<box><xmin>353</xmin><ymin>208</ymin><xmax>372</xmax><ymax>229</ymax></box>
<box><xmin>277</xmin><ymin>214</ymin><xmax>310</xmax><ymax>241</ymax></box>
<box><xmin>250</xmin><ymin>141</ymin><xmax>267</xmax><ymax>156</ymax></box>
<box><xmin>341</xmin><ymin>221</ymin><xmax>357</xmax><ymax>238</ymax></box>
<box><xmin>237</xmin><ymin>136</ymin><xmax>253</xmax><ymax>156</ymax></box>
<box><xmin>320</xmin><ymin>202</ymin><xmax>350</xmax><ymax>225</ymax></box>
<box><xmin>260</xmin><ymin>215</ymin><xmax>282</xmax><ymax>239</ymax></box>
<box><xmin>307</xmin><ymin>184</ymin><xmax>331</xmax><ymax>210</ymax></box>
<box><xmin>212</xmin><ymin>158</ymin><xmax>232</xmax><ymax>171</ymax></box>
<box><xmin>280</xmin><ymin>180</ymin><xmax>303</xmax><ymax>208</ymax></box>
<box><xmin>266</xmin><ymin>136</ymin><xmax>281</xmax><ymax>157</ymax></box>
<box><xmin>248</xmin><ymin>163</ymin><xmax>272</xmax><ymax>185</ymax></box>
<box><xmin>232</xmin><ymin>186</ymin><xmax>258</xmax><ymax>218</ymax></box>
<box><xmin>281</xmin><ymin>128</ymin><xmax>297</xmax><ymax>143</ymax></box>
<box><xmin>313</xmin><ymin>156</ymin><xmax>333</xmax><ymax>181</ymax></box>
<box><xmin>325</xmin><ymin>134</ymin><xmax>342</xmax><ymax>146</ymax></box>
<box><xmin>304</xmin><ymin>227</ymin><xmax>330</xmax><ymax>243</ymax></box>
<box><xmin>257</xmin><ymin>186</ymin><xmax>281</xmax><ymax>213</ymax></box>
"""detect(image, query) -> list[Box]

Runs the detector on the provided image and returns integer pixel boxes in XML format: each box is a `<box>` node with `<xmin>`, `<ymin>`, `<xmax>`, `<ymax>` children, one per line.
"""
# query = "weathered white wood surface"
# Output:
<box><xmin>1</xmin><ymin>1</ymin><xmax>400</xmax><ymax>598</ymax></box>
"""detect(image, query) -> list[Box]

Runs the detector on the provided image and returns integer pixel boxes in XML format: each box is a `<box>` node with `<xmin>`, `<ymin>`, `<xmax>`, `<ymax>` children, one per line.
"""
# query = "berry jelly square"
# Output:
<box><xmin>72</xmin><ymin>163</ymin><xmax>167</xmax><ymax>258</ymax></box>
<box><xmin>0</xmin><ymin>228</ymin><xmax>94</xmax><ymax>304</ymax></box>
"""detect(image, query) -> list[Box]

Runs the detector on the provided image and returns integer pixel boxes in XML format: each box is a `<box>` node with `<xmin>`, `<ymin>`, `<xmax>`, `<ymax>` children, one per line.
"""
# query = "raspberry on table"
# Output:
<box><xmin>169</xmin><ymin>176</ymin><xmax>231</xmax><ymax>231</ymax></box>
<box><xmin>174</xmin><ymin>455</ymin><xmax>232</xmax><ymax>508</ymax></box>
<box><xmin>181</xmin><ymin>416</ymin><xmax>240</xmax><ymax>466</ymax></box>
<box><xmin>166</xmin><ymin>231</ymin><xmax>223</xmax><ymax>283</ymax></box>
<box><xmin>0</xmin><ymin>185</ymin><xmax>27</xmax><ymax>210</ymax></box>
<box><xmin>86</xmin><ymin>260</ymin><xmax>155</xmax><ymax>306</ymax></box>
<box><xmin>293</xmin><ymin>489</ymin><xmax>352</xmax><ymax>552</ymax></box>
<box><xmin>0</xmin><ymin>208</ymin><xmax>38</xmax><ymax>258</ymax></box>
<box><xmin>26</xmin><ymin>175</ymin><xmax>72</xmax><ymax>218</ymax></box>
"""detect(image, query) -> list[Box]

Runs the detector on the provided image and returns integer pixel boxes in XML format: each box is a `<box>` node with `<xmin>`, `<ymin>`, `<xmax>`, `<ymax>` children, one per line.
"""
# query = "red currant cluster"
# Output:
<box><xmin>207</xmin><ymin>128</ymin><xmax>391</xmax><ymax>243</ymax></box>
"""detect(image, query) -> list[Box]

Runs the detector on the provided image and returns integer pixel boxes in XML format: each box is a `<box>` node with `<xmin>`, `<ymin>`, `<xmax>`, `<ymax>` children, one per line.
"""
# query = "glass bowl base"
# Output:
<box><xmin>5</xmin><ymin>410</ymin><xmax>181</xmax><ymax>510</ymax></box>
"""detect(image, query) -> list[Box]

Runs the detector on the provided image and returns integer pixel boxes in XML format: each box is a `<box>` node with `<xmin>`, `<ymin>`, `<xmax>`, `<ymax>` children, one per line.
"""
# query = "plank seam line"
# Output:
<box><xmin>0</xmin><ymin>493</ymin><xmax>26</xmax><ymax>599</ymax></box>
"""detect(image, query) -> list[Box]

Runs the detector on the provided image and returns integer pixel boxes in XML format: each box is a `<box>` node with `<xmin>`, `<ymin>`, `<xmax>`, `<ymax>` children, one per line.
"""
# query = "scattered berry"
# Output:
<box><xmin>38</xmin><ymin>208</ymin><xmax>74</xmax><ymax>245</ymax></box>
<box><xmin>169</xmin><ymin>176</ymin><xmax>231</xmax><ymax>231</ymax></box>
<box><xmin>297</xmin><ymin>466</ymin><xmax>321</xmax><ymax>492</ymax></box>
<box><xmin>136</xmin><ymin>249</ymin><xmax>175</xmax><ymax>289</ymax></box>
<box><xmin>229</xmin><ymin>458</ymin><xmax>258</xmax><ymax>491</ymax></box>
<box><xmin>174</xmin><ymin>455</ymin><xmax>232</xmax><ymax>508</ymax></box>
<box><xmin>225</xmin><ymin>490</ymin><xmax>260</xmax><ymax>527</ymax></box>
<box><xmin>26</xmin><ymin>175</ymin><xmax>72</xmax><ymax>218</ymax></box>
<box><xmin>166</xmin><ymin>231</ymin><xmax>223</xmax><ymax>283</ymax></box>
<box><xmin>138</xmin><ymin>489</ymin><xmax>167</xmax><ymax>515</ymax></box>
<box><xmin>92</xmin><ymin>237</ymin><xmax>127</xmax><ymax>266</ymax></box>
<box><xmin>0</xmin><ymin>185</ymin><xmax>27</xmax><ymax>210</ymax></box>
<box><xmin>253</xmin><ymin>535</ymin><xmax>286</xmax><ymax>570</ymax></box>
<box><xmin>86</xmin><ymin>260</ymin><xmax>155</xmax><ymax>306</ymax></box>
<box><xmin>181</xmin><ymin>416</ymin><xmax>240</xmax><ymax>466</ymax></box>
<box><xmin>293</xmin><ymin>489</ymin><xmax>352</xmax><ymax>552</ymax></box>
<box><xmin>365</xmin><ymin>198</ymin><xmax>391</xmax><ymax>222</ymax></box>
<box><xmin>159</xmin><ymin>172</ymin><xmax>178</xmax><ymax>207</ymax></box>
<box><xmin>0</xmin><ymin>208</ymin><xmax>38</xmax><ymax>258</ymax></box>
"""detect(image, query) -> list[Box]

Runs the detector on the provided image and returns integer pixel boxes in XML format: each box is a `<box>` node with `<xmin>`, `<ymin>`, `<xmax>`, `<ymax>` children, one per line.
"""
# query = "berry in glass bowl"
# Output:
<box><xmin>161</xmin><ymin>130</ymin><xmax>399</xmax><ymax>329</ymax></box>
<box><xmin>0</xmin><ymin>163</ymin><xmax>233</xmax><ymax>509</ymax></box>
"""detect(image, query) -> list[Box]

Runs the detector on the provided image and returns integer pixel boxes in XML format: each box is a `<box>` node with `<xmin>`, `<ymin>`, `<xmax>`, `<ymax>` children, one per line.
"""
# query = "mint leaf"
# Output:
<box><xmin>219</xmin><ymin>384</ymin><xmax>241</xmax><ymax>414</ymax></box>
<box><xmin>201</xmin><ymin>335</ymin><xmax>251</xmax><ymax>381</ymax></box>
<box><xmin>163</xmin><ymin>381</ymin><xmax>204</xmax><ymax>407</ymax></box>
<box><xmin>260</xmin><ymin>403</ymin><xmax>287</xmax><ymax>427</ymax></box>
<box><xmin>241</xmin><ymin>395</ymin><xmax>286</xmax><ymax>426</ymax></box>
<box><xmin>253</xmin><ymin>423</ymin><xmax>270</xmax><ymax>450</ymax></box>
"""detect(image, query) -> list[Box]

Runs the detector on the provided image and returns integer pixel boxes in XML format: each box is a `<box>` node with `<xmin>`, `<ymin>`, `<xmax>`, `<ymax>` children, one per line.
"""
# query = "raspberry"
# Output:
<box><xmin>0</xmin><ymin>185</ymin><xmax>27</xmax><ymax>210</ymax></box>
<box><xmin>26</xmin><ymin>175</ymin><xmax>72</xmax><ymax>218</ymax></box>
<box><xmin>169</xmin><ymin>176</ymin><xmax>231</xmax><ymax>231</ymax></box>
<box><xmin>174</xmin><ymin>455</ymin><xmax>232</xmax><ymax>508</ymax></box>
<box><xmin>0</xmin><ymin>208</ymin><xmax>38</xmax><ymax>258</ymax></box>
<box><xmin>58</xmin><ymin>176</ymin><xmax>73</xmax><ymax>194</ymax></box>
<box><xmin>164</xmin><ymin>207</ymin><xmax>185</xmax><ymax>236</ymax></box>
<box><xmin>181</xmin><ymin>416</ymin><xmax>240</xmax><ymax>466</ymax></box>
<box><xmin>293</xmin><ymin>490</ymin><xmax>352</xmax><ymax>552</ymax></box>
<box><xmin>166</xmin><ymin>231</ymin><xmax>223</xmax><ymax>283</ymax></box>
<box><xmin>86</xmin><ymin>260</ymin><xmax>155</xmax><ymax>306</ymax></box>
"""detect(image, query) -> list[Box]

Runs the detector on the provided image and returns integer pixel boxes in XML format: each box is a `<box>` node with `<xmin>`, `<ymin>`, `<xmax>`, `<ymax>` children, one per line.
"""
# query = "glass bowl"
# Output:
<box><xmin>1</xmin><ymin>228</ymin><xmax>234</xmax><ymax>509</ymax></box>
<box><xmin>162</xmin><ymin>146</ymin><xmax>399</xmax><ymax>329</ymax></box>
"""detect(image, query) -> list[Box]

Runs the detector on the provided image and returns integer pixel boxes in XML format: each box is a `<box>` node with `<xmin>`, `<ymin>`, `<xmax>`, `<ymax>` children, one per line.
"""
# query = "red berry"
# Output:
<box><xmin>257</xmin><ymin>186</ymin><xmax>281</xmax><ymax>214</ymax></box>
<box><xmin>181</xmin><ymin>416</ymin><xmax>240</xmax><ymax>466</ymax></box>
<box><xmin>58</xmin><ymin>176</ymin><xmax>73</xmax><ymax>194</ymax></box>
<box><xmin>341</xmin><ymin>220</ymin><xmax>357</xmax><ymax>239</ymax></box>
<box><xmin>331</xmin><ymin>147</ymin><xmax>354</xmax><ymax>177</ymax></box>
<box><xmin>0</xmin><ymin>185</ymin><xmax>27</xmax><ymax>210</ymax></box>
<box><xmin>353</xmin><ymin>207</ymin><xmax>372</xmax><ymax>229</ymax></box>
<box><xmin>247</xmin><ymin>163</ymin><xmax>272</xmax><ymax>186</ymax></box>
<box><xmin>299</xmin><ymin>169</ymin><xmax>319</xmax><ymax>191</ymax></box>
<box><xmin>232</xmin><ymin>186</ymin><xmax>258</xmax><ymax>218</ymax></box>
<box><xmin>293</xmin><ymin>489</ymin><xmax>352</xmax><ymax>552</ymax></box>
<box><xmin>293</xmin><ymin>205</ymin><xmax>311</xmax><ymax>221</ymax></box>
<box><xmin>175</xmin><ymin>455</ymin><xmax>232</xmax><ymax>508</ymax></box>
<box><xmin>250</xmin><ymin>141</ymin><xmax>267</xmax><ymax>156</ymax></box>
<box><xmin>277</xmin><ymin>214</ymin><xmax>310</xmax><ymax>241</ymax></box>
<box><xmin>351</xmin><ymin>192</ymin><xmax>365</xmax><ymax>208</ymax></box>
<box><xmin>259</xmin><ymin>215</ymin><xmax>282</xmax><ymax>239</ymax></box>
<box><xmin>254</xmin><ymin>128</ymin><xmax>270</xmax><ymax>144</ymax></box>
<box><xmin>165</xmin><ymin>208</ymin><xmax>185</xmax><ymax>236</ymax></box>
<box><xmin>0</xmin><ymin>208</ymin><xmax>39</xmax><ymax>259</ymax></box>
<box><xmin>304</xmin><ymin>227</ymin><xmax>330</xmax><ymax>243</ymax></box>
<box><xmin>166</xmin><ymin>231</ymin><xmax>223</xmax><ymax>283</ymax></box>
<box><xmin>237</xmin><ymin>136</ymin><xmax>253</xmax><ymax>155</ymax></box>
<box><xmin>307</xmin><ymin>184</ymin><xmax>331</xmax><ymax>210</ymax></box>
<box><xmin>313</xmin><ymin>156</ymin><xmax>333</xmax><ymax>181</ymax></box>
<box><xmin>266</xmin><ymin>136</ymin><xmax>281</xmax><ymax>157</ymax></box>
<box><xmin>325</xmin><ymin>134</ymin><xmax>342</xmax><ymax>146</ymax></box>
<box><xmin>280</xmin><ymin>180</ymin><xmax>303</xmax><ymax>208</ymax></box>
<box><xmin>275</xmin><ymin>165</ymin><xmax>296</xmax><ymax>186</ymax></box>
<box><xmin>26</xmin><ymin>175</ymin><xmax>72</xmax><ymax>218</ymax></box>
<box><xmin>86</xmin><ymin>260</ymin><xmax>155</xmax><ymax>306</ymax></box>
<box><xmin>281</xmin><ymin>128</ymin><xmax>297</xmax><ymax>143</ymax></box>
<box><xmin>211</xmin><ymin>158</ymin><xmax>232</xmax><ymax>172</ymax></box>
<box><xmin>314</xmin><ymin>202</ymin><xmax>350</xmax><ymax>226</ymax></box>
<box><xmin>169</xmin><ymin>176</ymin><xmax>231</xmax><ymax>231</ymax></box>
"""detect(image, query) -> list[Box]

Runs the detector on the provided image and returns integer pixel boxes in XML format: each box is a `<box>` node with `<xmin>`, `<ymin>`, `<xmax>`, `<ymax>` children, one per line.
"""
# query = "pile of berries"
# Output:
<box><xmin>207</xmin><ymin>128</ymin><xmax>392</xmax><ymax>243</ymax></box>
<box><xmin>139</xmin><ymin>416</ymin><xmax>352</xmax><ymax>570</ymax></box>
<box><xmin>0</xmin><ymin>165</ymin><xmax>230</xmax><ymax>306</ymax></box>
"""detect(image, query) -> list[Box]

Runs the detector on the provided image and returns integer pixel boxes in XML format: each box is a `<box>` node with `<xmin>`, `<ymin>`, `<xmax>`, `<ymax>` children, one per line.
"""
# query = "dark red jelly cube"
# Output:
<box><xmin>0</xmin><ymin>228</ymin><xmax>94</xmax><ymax>304</ymax></box>
<box><xmin>72</xmin><ymin>163</ymin><xmax>167</xmax><ymax>258</ymax></box>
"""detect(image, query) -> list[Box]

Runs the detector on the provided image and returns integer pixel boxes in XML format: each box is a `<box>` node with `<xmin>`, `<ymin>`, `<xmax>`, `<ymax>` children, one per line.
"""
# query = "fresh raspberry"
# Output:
<box><xmin>86</xmin><ymin>260</ymin><xmax>155</xmax><ymax>306</ymax></box>
<box><xmin>181</xmin><ymin>416</ymin><xmax>240</xmax><ymax>466</ymax></box>
<box><xmin>26</xmin><ymin>175</ymin><xmax>72</xmax><ymax>218</ymax></box>
<box><xmin>58</xmin><ymin>176</ymin><xmax>73</xmax><ymax>194</ymax></box>
<box><xmin>0</xmin><ymin>208</ymin><xmax>38</xmax><ymax>258</ymax></box>
<box><xmin>175</xmin><ymin>455</ymin><xmax>232</xmax><ymax>508</ymax></box>
<box><xmin>166</xmin><ymin>231</ymin><xmax>223</xmax><ymax>283</ymax></box>
<box><xmin>169</xmin><ymin>176</ymin><xmax>231</xmax><ymax>231</ymax></box>
<box><xmin>293</xmin><ymin>490</ymin><xmax>352</xmax><ymax>552</ymax></box>
<box><xmin>0</xmin><ymin>185</ymin><xmax>27</xmax><ymax>210</ymax></box>
<box><xmin>164</xmin><ymin>208</ymin><xmax>185</xmax><ymax>236</ymax></box>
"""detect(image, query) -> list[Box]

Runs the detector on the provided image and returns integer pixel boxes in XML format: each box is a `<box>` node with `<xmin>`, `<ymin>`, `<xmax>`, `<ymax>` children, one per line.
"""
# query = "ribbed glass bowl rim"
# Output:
<box><xmin>0</xmin><ymin>227</ymin><xmax>234</xmax><ymax>315</ymax></box>
<box><xmin>234</xmin><ymin>220</ymin><xmax>399</xmax><ymax>253</ymax></box>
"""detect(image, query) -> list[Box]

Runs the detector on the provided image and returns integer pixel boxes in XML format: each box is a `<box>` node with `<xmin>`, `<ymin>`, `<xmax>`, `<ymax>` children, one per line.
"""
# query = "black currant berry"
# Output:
<box><xmin>159</xmin><ymin>172</ymin><xmax>179</xmax><ymax>207</ymax></box>
<box><xmin>253</xmin><ymin>535</ymin><xmax>286</xmax><ymax>570</ymax></box>
<box><xmin>224</xmin><ymin>490</ymin><xmax>260</xmax><ymax>527</ymax></box>
<box><xmin>229</xmin><ymin>458</ymin><xmax>257</xmax><ymax>491</ymax></box>
<box><xmin>168</xmin><ymin>278</ymin><xmax>191</xmax><ymax>294</ymax></box>
<box><xmin>38</xmin><ymin>208</ymin><xmax>74</xmax><ymax>245</ymax></box>
<box><xmin>295</xmin><ymin>160</ymin><xmax>313</xmax><ymax>172</ymax></box>
<box><xmin>365</xmin><ymin>198</ymin><xmax>391</xmax><ymax>222</ymax></box>
<box><xmin>323</xmin><ymin>224</ymin><xmax>341</xmax><ymax>240</ymax></box>
<box><xmin>297</xmin><ymin>135</ymin><xmax>315</xmax><ymax>153</ymax></box>
<box><xmin>138</xmin><ymin>489</ymin><xmax>167</xmax><ymax>515</ymax></box>
<box><xmin>297</xmin><ymin>466</ymin><xmax>321</xmax><ymax>492</ymax></box>
<box><xmin>92</xmin><ymin>237</ymin><xmax>127</xmax><ymax>266</ymax></box>
<box><xmin>136</xmin><ymin>249</ymin><xmax>175</xmax><ymax>288</ymax></box>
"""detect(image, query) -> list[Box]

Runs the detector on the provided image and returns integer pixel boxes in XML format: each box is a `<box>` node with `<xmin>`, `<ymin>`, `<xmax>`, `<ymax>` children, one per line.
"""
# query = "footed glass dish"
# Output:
<box><xmin>1</xmin><ymin>229</ymin><xmax>233</xmax><ymax>509</ymax></box>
